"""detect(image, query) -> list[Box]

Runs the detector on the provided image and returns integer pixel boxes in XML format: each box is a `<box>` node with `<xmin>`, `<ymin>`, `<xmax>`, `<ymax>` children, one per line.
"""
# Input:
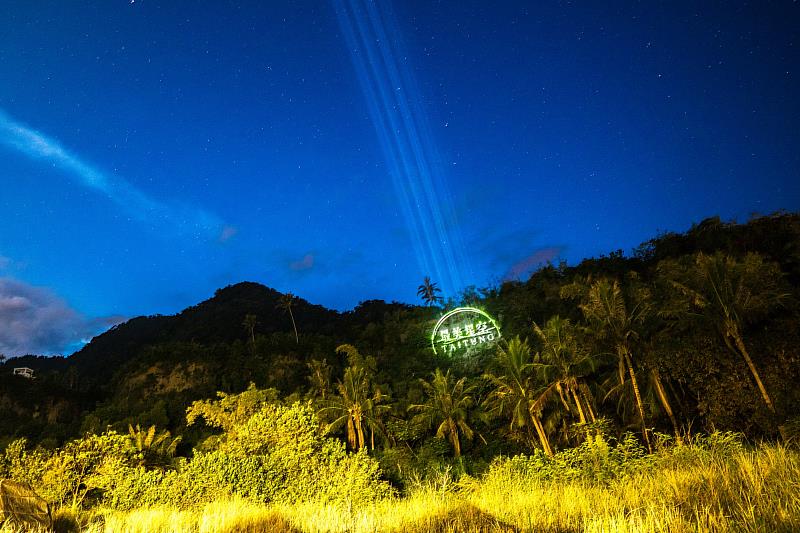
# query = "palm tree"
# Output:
<box><xmin>410</xmin><ymin>368</ymin><xmax>476</xmax><ymax>458</ymax></box>
<box><xmin>242</xmin><ymin>314</ymin><xmax>257</xmax><ymax>351</ymax></box>
<box><xmin>127</xmin><ymin>424</ymin><xmax>181</xmax><ymax>467</ymax></box>
<box><xmin>483</xmin><ymin>337</ymin><xmax>552</xmax><ymax>455</ymax></box>
<box><xmin>319</xmin><ymin>346</ymin><xmax>388</xmax><ymax>451</ymax></box>
<box><xmin>277</xmin><ymin>292</ymin><xmax>299</xmax><ymax>344</ymax></box>
<box><xmin>335</xmin><ymin>343</ymin><xmax>377</xmax><ymax>374</ymax></box>
<box><xmin>659</xmin><ymin>252</ymin><xmax>790</xmax><ymax>414</ymax></box>
<box><xmin>531</xmin><ymin>317</ymin><xmax>599</xmax><ymax>428</ymax></box>
<box><xmin>417</xmin><ymin>276</ymin><xmax>443</xmax><ymax>307</ymax></box>
<box><xmin>321</xmin><ymin>365</ymin><xmax>370</xmax><ymax>450</ymax></box>
<box><xmin>306</xmin><ymin>358</ymin><xmax>332</xmax><ymax>400</ymax></box>
<box><xmin>562</xmin><ymin>277</ymin><xmax>653</xmax><ymax>452</ymax></box>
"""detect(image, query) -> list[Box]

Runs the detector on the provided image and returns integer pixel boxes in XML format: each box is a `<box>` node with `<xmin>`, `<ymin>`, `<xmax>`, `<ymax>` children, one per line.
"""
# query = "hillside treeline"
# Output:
<box><xmin>1</xmin><ymin>212</ymin><xmax>799</xmax><ymax>473</ymax></box>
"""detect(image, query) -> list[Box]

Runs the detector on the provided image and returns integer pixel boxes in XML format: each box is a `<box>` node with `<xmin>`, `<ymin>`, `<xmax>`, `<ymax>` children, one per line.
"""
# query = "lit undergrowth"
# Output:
<box><xmin>37</xmin><ymin>441</ymin><xmax>800</xmax><ymax>533</ymax></box>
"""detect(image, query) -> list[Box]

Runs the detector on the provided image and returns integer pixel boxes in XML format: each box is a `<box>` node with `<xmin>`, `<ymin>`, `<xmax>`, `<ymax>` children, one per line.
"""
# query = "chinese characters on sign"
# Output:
<box><xmin>431</xmin><ymin>307</ymin><xmax>501</xmax><ymax>356</ymax></box>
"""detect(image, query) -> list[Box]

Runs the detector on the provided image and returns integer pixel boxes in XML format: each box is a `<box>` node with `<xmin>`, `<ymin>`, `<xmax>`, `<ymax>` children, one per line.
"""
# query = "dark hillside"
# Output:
<box><xmin>66</xmin><ymin>282</ymin><xmax>340</xmax><ymax>387</ymax></box>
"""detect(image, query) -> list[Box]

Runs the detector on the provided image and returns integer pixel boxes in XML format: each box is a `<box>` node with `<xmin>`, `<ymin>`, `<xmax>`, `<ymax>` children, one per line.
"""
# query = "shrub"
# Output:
<box><xmin>1</xmin><ymin>432</ymin><xmax>137</xmax><ymax>509</ymax></box>
<box><xmin>486</xmin><ymin>431</ymin><xmax>653</xmax><ymax>486</ymax></box>
<box><xmin>103</xmin><ymin>401</ymin><xmax>393</xmax><ymax>510</ymax></box>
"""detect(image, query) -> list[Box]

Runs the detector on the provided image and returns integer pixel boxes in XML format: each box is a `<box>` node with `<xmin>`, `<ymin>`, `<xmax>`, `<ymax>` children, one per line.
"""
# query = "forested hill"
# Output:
<box><xmin>66</xmin><ymin>282</ymin><xmax>341</xmax><ymax>383</ymax></box>
<box><xmin>1</xmin><ymin>212</ymin><xmax>799</xmax><ymax>450</ymax></box>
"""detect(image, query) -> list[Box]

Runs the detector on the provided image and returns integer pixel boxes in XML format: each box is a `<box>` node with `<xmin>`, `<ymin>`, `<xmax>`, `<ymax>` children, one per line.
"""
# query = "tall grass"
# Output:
<box><xmin>7</xmin><ymin>440</ymin><xmax>797</xmax><ymax>533</ymax></box>
<box><xmin>470</xmin><ymin>444</ymin><xmax>800</xmax><ymax>532</ymax></box>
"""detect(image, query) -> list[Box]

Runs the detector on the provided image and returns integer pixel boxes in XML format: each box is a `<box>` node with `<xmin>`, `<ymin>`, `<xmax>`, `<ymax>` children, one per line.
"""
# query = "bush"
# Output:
<box><xmin>485</xmin><ymin>431</ymin><xmax>655</xmax><ymax>486</ymax></box>
<box><xmin>1</xmin><ymin>432</ymin><xmax>137</xmax><ymax>509</ymax></box>
<box><xmin>103</xmin><ymin>401</ymin><xmax>393</xmax><ymax>510</ymax></box>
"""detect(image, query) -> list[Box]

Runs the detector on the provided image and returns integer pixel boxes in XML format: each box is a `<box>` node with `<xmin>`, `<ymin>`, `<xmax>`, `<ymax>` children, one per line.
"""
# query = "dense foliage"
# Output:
<box><xmin>1</xmin><ymin>212</ymin><xmax>800</xmax><ymax>525</ymax></box>
<box><xmin>1</xmin><ymin>393</ymin><xmax>391</xmax><ymax>513</ymax></box>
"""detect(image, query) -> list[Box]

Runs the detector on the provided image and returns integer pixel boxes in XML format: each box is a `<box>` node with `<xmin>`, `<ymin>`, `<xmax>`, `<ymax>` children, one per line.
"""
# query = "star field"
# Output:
<box><xmin>0</xmin><ymin>0</ymin><xmax>798</xmax><ymax>355</ymax></box>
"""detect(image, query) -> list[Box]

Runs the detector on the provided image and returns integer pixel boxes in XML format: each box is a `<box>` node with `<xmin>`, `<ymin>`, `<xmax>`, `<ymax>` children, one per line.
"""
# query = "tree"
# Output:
<box><xmin>41</xmin><ymin>431</ymin><xmax>133</xmax><ymax>509</ymax></box>
<box><xmin>531</xmin><ymin>317</ymin><xmax>599</xmax><ymax>428</ymax></box>
<box><xmin>186</xmin><ymin>383</ymin><xmax>279</xmax><ymax>449</ymax></box>
<box><xmin>483</xmin><ymin>337</ymin><xmax>552</xmax><ymax>455</ymax></box>
<box><xmin>126</xmin><ymin>424</ymin><xmax>181</xmax><ymax>468</ymax></box>
<box><xmin>319</xmin><ymin>345</ymin><xmax>388</xmax><ymax>451</ymax></box>
<box><xmin>410</xmin><ymin>368</ymin><xmax>476</xmax><ymax>458</ymax></box>
<box><xmin>562</xmin><ymin>277</ymin><xmax>654</xmax><ymax>452</ymax></box>
<box><xmin>277</xmin><ymin>292</ymin><xmax>299</xmax><ymax>344</ymax></box>
<box><xmin>320</xmin><ymin>366</ymin><xmax>388</xmax><ymax>451</ymax></box>
<box><xmin>658</xmin><ymin>252</ymin><xmax>791</xmax><ymax>414</ymax></box>
<box><xmin>242</xmin><ymin>314</ymin><xmax>257</xmax><ymax>353</ymax></box>
<box><xmin>306</xmin><ymin>358</ymin><xmax>332</xmax><ymax>401</ymax></box>
<box><xmin>417</xmin><ymin>276</ymin><xmax>443</xmax><ymax>307</ymax></box>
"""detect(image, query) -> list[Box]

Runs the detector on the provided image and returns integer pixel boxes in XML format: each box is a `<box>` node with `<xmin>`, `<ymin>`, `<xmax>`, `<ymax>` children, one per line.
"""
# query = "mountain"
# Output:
<box><xmin>66</xmin><ymin>282</ymin><xmax>341</xmax><ymax>384</ymax></box>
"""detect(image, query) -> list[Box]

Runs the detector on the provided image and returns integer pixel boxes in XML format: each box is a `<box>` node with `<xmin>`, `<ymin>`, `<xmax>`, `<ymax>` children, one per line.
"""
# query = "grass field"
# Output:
<box><xmin>8</xmin><ymin>438</ymin><xmax>795</xmax><ymax>533</ymax></box>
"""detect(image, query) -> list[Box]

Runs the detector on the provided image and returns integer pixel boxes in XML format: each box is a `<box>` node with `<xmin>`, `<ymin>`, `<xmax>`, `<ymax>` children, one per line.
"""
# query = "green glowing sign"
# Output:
<box><xmin>431</xmin><ymin>307</ymin><xmax>501</xmax><ymax>356</ymax></box>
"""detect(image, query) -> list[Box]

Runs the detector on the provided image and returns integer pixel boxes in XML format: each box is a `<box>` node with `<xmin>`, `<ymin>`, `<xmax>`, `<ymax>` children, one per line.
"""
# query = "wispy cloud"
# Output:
<box><xmin>0</xmin><ymin>277</ymin><xmax>123</xmax><ymax>356</ymax></box>
<box><xmin>0</xmin><ymin>109</ymin><xmax>233</xmax><ymax>242</ymax></box>
<box><xmin>218</xmin><ymin>225</ymin><xmax>238</xmax><ymax>243</ymax></box>
<box><xmin>503</xmin><ymin>246</ymin><xmax>563</xmax><ymax>281</ymax></box>
<box><xmin>289</xmin><ymin>253</ymin><xmax>315</xmax><ymax>271</ymax></box>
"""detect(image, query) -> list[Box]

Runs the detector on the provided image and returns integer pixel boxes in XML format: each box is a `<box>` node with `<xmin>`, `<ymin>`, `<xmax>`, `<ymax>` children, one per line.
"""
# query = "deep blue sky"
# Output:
<box><xmin>1</xmin><ymin>1</ymin><xmax>798</xmax><ymax>355</ymax></box>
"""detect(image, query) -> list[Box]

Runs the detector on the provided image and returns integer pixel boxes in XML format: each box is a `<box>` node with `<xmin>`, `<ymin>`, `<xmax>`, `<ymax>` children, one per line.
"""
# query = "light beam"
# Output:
<box><xmin>334</xmin><ymin>0</ymin><xmax>471</xmax><ymax>298</ymax></box>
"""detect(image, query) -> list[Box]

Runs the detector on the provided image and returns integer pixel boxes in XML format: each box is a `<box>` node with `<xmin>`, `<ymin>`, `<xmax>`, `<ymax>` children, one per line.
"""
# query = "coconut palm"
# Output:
<box><xmin>410</xmin><ymin>368</ymin><xmax>476</xmax><ymax>458</ymax></box>
<box><xmin>319</xmin><ymin>346</ymin><xmax>388</xmax><ymax>451</ymax></box>
<box><xmin>127</xmin><ymin>424</ymin><xmax>181</xmax><ymax>468</ymax></box>
<box><xmin>306</xmin><ymin>358</ymin><xmax>332</xmax><ymax>400</ymax></box>
<box><xmin>658</xmin><ymin>252</ymin><xmax>790</xmax><ymax>414</ymax></box>
<box><xmin>483</xmin><ymin>337</ymin><xmax>553</xmax><ymax>455</ymax></box>
<box><xmin>417</xmin><ymin>276</ymin><xmax>443</xmax><ymax>307</ymax></box>
<box><xmin>276</xmin><ymin>292</ymin><xmax>299</xmax><ymax>344</ymax></box>
<box><xmin>242</xmin><ymin>314</ymin><xmax>257</xmax><ymax>350</ymax></box>
<box><xmin>322</xmin><ymin>366</ymin><xmax>366</xmax><ymax>450</ymax></box>
<box><xmin>562</xmin><ymin>277</ymin><xmax>653</xmax><ymax>452</ymax></box>
<box><xmin>531</xmin><ymin>316</ymin><xmax>600</xmax><ymax>428</ymax></box>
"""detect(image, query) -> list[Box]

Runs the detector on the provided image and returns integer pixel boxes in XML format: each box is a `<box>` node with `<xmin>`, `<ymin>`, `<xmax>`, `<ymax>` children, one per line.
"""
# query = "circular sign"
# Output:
<box><xmin>431</xmin><ymin>307</ymin><xmax>501</xmax><ymax>356</ymax></box>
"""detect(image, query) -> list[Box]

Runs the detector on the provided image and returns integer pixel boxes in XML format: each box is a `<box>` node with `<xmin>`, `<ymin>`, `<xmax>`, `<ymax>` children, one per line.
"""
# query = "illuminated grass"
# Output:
<box><xmin>15</xmin><ymin>443</ymin><xmax>797</xmax><ymax>533</ymax></box>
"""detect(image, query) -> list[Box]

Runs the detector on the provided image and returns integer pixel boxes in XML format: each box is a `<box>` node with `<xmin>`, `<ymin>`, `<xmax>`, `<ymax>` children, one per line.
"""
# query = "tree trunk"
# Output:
<box><xmin>570</xmin><ymin>386</ymin><xmax>592</xmax><ymax>442</ymax></box>
<box><xmin>289</xmin><ymin>308</ymin><xmax>299</xmax><ymax>344</ymax></box>
<box><xmin>650</xmin><ymin>368</ymin><xmax>682</xmax><ymax>443</ymax></box>
<box><xmin>450</xmin><ymin>420</ymin><xmax>461</xmax><ymax>457</ymax></box>
<box><xmin>570</xmin><ymin>386</ymin><xmax>587</xmax><ymax>425</ymax></box>
<box><xmin>531</xmin><ymin>413</ymin><xmax>553</xmax><ymax>456</ymax></box>
<box><xmin>556</xmin><ymin>382</ymin><xmax>572</xmax><ymax>413</ymax></box>
<box><xmin>579</xmin><ymin>383</ymin><xmax>597</xmax><ymax>422</ymax></box>
<box><xmin>731</xmin><ymin>331</ymin><xmax>775</xmax><ymax>413</ymax></box>
<box><xmin>665</xmin><ymin>377</ymin><xmax>686</xmax><ymax>414</ymax></box>
<box><xmin>356</xmin><ymin>417</ymin><xmax>366</xmax><ymax>450</ymax></box>
<box><xmin>623</xmin><ymin>349</ymin><xmax>652</xmax><ymax>453</ymax></box>
<box><xmin>347</xmin><ymin>417</ymin><xmax>357</xmax><ymax>450</ymax></box>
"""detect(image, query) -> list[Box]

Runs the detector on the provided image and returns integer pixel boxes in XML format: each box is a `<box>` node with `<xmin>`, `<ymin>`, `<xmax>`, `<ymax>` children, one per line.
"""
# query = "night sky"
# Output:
<box><xmin>1</xmin><ymin>1</ymin><xmax>798</xmax><ymax>356</ymax></box>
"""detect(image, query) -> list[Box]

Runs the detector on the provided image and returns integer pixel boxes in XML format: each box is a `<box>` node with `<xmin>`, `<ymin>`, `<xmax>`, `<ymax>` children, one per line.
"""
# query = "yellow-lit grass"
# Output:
<box><xmin>92</xmin><ymin>497</ymin><xmax>299</xmax><ymax>533</ymax></box>
<box><xmin>469</xmin><ymin>444</ymin><xmax>800</xmax><ymax>533</ymax></box>
<box><xmin>86</xmin><ymin>443</ymin><xmax>800</xmax><ymax>533</ymax></box>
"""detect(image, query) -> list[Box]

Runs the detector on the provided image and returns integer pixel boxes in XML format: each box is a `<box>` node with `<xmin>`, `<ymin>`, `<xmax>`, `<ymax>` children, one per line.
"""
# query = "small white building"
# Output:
<box><xmin>12</xmin><ymin>367</ymin><xmax>34</xmax><ymax>379</ymax></box>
